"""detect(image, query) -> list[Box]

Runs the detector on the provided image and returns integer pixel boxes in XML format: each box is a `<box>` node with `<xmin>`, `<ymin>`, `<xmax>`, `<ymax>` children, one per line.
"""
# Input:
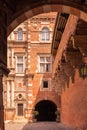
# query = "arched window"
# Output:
<box><xmin>17</xmin><ymin>28</ymin><xmax>23</xmax><ymax>41</ymax></box>
<box><xmin>41</xmin><ymin>27</ymin><xmax>50</xmax><ymax>41</ymax></box>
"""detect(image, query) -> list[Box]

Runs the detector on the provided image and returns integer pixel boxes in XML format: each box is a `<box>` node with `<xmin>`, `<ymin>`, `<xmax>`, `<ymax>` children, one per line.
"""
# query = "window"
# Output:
<box><xmin>38</xmin><ymin>56</ymin><xmax>51</xmax><ymax>73</ymax></box>
<box><xmin>17</xmin><ymin>28</ymin><xmax>23</xmax><ymax>41</ymax></box>
<box><xmin>40</xmin><ymin>78</ymin><xmax>51</xmax><ymax>91</ymax></box>
<box><xmin>43</xmin><ymin>81</ymin><xmax>48</xmax><ymax>88</ymax></box>
<box><xmin>18</xmin><ymin>94</ymin><xmax>22</xmax><ymax>99</ymax></box>
<box><xmin>17</xmin><ymin>103</ymin><xmax>23</xmax><ymax>116</ymax></box>
<box><xmin>41</xmin><ymin>27</ymin><xmax>50</xmax><ymax>41</ymax></box>
<box><xmin>16</xmin><ymin>56</ymin><xmax>24</xmax><ymax>73</ymax></box>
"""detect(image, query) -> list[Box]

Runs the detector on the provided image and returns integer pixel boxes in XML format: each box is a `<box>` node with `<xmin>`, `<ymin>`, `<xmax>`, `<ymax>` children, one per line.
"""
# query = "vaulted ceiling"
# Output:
<box><xmin>1</xmin><ymin>0</ymin><xmax>87</xmax><ymax>27</ymax></box>
<box><xmin>51</xmin><ymin>12</ymin><xmax>87</xmax><ymax>89</ymax></box>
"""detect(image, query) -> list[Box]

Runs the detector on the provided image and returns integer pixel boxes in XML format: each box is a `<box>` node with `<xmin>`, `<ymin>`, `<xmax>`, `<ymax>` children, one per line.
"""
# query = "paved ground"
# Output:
<box><xmin>5</xmin><ymin>122</ymin><xmax>76</xmax><ymax>130</ymax></box>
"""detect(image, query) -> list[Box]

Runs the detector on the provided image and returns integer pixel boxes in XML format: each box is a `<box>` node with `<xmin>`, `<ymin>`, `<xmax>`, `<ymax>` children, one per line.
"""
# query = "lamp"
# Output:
<box><xmin>79</xmin><ymin>64</ymin><xmax>87</xmax><ymax>78</ymax></box>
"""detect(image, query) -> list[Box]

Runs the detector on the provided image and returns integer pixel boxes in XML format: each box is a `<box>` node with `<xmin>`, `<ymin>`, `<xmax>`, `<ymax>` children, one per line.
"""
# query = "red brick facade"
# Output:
<box><xmin>52</xmin><ymin>14</ymin><xmax>87</xmax><ymax>129</ymax></box>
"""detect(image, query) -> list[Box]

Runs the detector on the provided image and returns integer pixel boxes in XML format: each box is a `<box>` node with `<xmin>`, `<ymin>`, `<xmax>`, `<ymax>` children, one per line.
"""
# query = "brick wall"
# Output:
<box><xmin>61</xmin><ymin>70</ymin><xmax>87</xmax><ymax>129</ymax></box>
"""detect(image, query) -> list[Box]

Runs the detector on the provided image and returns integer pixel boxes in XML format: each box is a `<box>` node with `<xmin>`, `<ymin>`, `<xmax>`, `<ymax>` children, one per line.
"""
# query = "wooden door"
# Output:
<box><xmin>17</xmin><ymin>103</ymin><xmax>23</xmax><ymax>116</ymax></box>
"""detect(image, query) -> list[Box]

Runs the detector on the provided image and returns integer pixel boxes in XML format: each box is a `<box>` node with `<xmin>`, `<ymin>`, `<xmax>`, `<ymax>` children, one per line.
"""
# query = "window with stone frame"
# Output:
<box><xmin>38</xmin><ymin>55</ymin><xmax>52</xmax><ymax>73</ymax></box>
<box><xmin>16</xmin><ymin>56</ymin><xmax>24</xmax><ymax>73</ymax></box>
<box><xmin>43</xmin><ymin>80</ymin><xmax>48</xmax><ymax>88</ymax></box>
<box><xmin>41</xmin><ymin>27</ymin><xmax>50</xmax><ymax>41</ymax></box>
<box><xmin>17</xmin><ymin>28</ymin><xmax>23</xmax><ymax>41</ymax></box>
<box><xmin>40</xmin><ymin>78</ymin><xmax>51</xmax><ymax>91</ymax></box>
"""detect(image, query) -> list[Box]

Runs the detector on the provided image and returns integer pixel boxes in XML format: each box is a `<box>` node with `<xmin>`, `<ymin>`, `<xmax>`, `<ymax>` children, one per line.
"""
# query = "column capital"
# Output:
<box><xmin>0</xmin><ymin>63</ymin><xmax>9</xmax><ymax>76</ymax></box>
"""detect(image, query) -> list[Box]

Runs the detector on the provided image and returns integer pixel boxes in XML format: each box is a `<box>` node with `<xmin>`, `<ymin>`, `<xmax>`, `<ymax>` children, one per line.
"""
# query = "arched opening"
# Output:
<box><xmin>3</xmin><ymin>1</ymin><xmax>87</xmax><ymax>129</ymax></box>
<box><xmin>35</xmin><ymin>100</ymin><xmax>57</xmax><ymax>121</ymax></box>
<box><xmin>8</xmin><ymin>4</ymin><xmax>87</xmax><ymax>35</ymax></box>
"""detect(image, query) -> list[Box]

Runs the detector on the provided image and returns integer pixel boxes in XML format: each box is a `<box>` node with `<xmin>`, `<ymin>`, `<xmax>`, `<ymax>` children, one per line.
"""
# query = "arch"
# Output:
<box><xmin>34</xmin><ymin>97</ymin><xmax>59</xmax><ymax>108</ymax></box>
<box><xmin>7</xmin><ymin>4</ymin><xmax>87</xmax><ymax>35</ymax></box>
<box><xmin>34</xmin><ymin>100</ymin><xmax>58</xmax><ymax>121</ymax></box>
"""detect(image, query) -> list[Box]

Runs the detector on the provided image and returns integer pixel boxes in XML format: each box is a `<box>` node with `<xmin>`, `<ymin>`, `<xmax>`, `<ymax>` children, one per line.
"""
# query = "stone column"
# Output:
<box><xmin>0</xmin><ymin>70</ymin><xmax>4</xmax><ymax>130</ymax></box>
<box><xmin>0</xmin><ymin>3</ymin><xmax>9</xmax><ymax>130</ymax></box>
<box><xmin>11</xmin><ymin>81</ymin><xmax>14</xmax><ymax>107</ymax></box>
<box><xmin>12</xmin><ymin>49</ymin><xmax>14</xmax><ymax>68</ymax></box>
<box><xmin>0</xmin><ymin>68</ymin><xmax>9</xmax><ymax>130</ymax></box>
<box><xmin>7</xmin><ymin>81</ymin><xmax>10</xmax><ymax>107</ymax></box>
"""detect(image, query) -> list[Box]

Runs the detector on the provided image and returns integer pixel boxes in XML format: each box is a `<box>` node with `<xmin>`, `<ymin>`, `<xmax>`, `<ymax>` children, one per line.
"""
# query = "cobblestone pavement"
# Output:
<box><xmin>5</xmin><ymin>122</ymin><xmax>76</xmax><ymax>130</ymax></box>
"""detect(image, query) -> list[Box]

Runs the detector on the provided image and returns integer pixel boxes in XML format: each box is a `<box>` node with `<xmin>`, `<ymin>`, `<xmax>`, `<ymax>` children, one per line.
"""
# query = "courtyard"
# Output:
<box><xmin>5</xmin><ymin>122</ymin><xmax>76</xmax><ymax>130</ymax></box>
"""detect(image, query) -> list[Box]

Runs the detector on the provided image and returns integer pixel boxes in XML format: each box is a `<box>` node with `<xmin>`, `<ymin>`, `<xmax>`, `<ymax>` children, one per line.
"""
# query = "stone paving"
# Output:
<box><xmin>5</xmin><ymin>122</ymin><xmax>76</xmax><ymax>130</ymax></box>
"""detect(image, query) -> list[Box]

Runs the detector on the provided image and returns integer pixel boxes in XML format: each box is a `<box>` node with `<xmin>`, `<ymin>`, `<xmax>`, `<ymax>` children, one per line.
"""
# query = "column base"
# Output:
<box><xmin>0</xmin><ymin>106</ymin><xmax>4</xmax><ymax>130</ymax></box>
<box><xmin>4</xmin><ymin>108</ymin><xmax>15</xmax><ymax>121</ymax></box>
<box><xmin>25</xmin><ymin>108</ymin><xmax>34</xmax><ymax>123</ymax></box>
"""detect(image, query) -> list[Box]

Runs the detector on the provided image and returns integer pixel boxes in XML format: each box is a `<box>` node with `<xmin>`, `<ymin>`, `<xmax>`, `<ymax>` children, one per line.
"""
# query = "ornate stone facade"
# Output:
<box><xmin>3</xmin><ymin>12</ymin><xmax>60</xmax><ymax>122</ymax></box>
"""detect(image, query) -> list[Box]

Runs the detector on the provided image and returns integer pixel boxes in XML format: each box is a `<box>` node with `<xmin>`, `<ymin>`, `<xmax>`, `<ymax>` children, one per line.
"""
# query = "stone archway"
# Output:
<box><xmin>8</xmin><ymin>3</ymin><xmax>87</xmax><ymax>35</ymax></box>
<box><xmin>0</xmin><ymin>1</ymin><xmax>87</xmax><ymax>130</ymax></box>
<box><xmin>35</xmin><ymin>100</ymin><xmax>57</xmax><ymax>122</ymax></box>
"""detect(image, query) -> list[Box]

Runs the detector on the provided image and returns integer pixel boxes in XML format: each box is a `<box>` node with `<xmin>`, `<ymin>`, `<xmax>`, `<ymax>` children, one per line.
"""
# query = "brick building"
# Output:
<box><xmin>0</xmin><ymin>1</ymin><xmax>87</xmax><ymax>130</ymax></box>
<box><xmin>3</xmin><ymin>12</ymin><xmax>60</xmax><ymax>122</ymax></box>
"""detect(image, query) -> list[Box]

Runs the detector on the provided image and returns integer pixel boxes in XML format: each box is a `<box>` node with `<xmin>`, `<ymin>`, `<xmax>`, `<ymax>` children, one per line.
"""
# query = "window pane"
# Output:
<box><xmin>43</xmin><ymin>81</ymin><xmax>48</xmax><ymax>88</ymax></box>
<box><xmin>46</xmin><ymin>57</ymin><xmax>50</xmax><ymax>62</ymax></box>
<box><xmin>45</xmin><ymin>64</ymin><xmax>50</xmax><ymax>72</ymax></box>
<box><xmin>42</xmin><ymin>32</ymin><xmax>45</xmax><ymax>40</ymax></box>
<box><xmin>16</xmin><ymin>56</ymin><xmax>24</xmax><ymax>73</ymax></box>
<box><xmin>46</xmin><ymin>32</ymin><xmax>50</xmax><ymax>40</ymax></box>
<box><xmin>17</xmin><ymin>64</ymin><xmax>23</xmax><ymax>73</ymax></box>
<box><xmin>40</xmin><ymin>57</ymin><xmax>45</xmax><ymax>62</ymax></box>
<box><xmin>18</xmin><ymin>28</ymin><xmax>23</xmax><ymax>41</ymax></box>
<box><xmin>41</xmin><ymin>27</ymin><xmax>50</xmax><ymax>41</ymax></box>
<box><xmin>39</xmin><ymin>56</ymin><xmax>51</xmax><ymax>73</ymax></box>
<box><xmin>40</xmin><ymin>64</ymin><xmax>45</xmax><ymax>72</ymax></box>
<box><xmin>17</xmin><ymin>57</ymin><xmax>23</xmax><ymax>62</ymax></box>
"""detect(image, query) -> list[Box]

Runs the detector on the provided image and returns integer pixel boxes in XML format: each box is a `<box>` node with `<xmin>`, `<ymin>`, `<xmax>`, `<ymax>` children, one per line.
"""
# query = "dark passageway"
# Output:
<box><xmin>35</xmin><ymin>100</ymin><xmax>57</xmax><ymax>121</ymax></box>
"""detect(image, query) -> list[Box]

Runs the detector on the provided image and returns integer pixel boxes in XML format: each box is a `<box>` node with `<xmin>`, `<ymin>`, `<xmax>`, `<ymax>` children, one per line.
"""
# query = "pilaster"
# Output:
<box><xmin>11</xmin><ymin>81</ymin><xmax>14</xmax><ymax>107</ymax></box>
<box><xmin>0</xmin><ymin>69</ymin><xmax>4</xmax><ymax>130</ymax></box>
<box><xmin>0</xmin><ymin>3</ymin><xmax>9</xmax><ymax>130</ymax></box>
<box><xmin>7</xmin><ymin>81</ymin><xmax>10</xmax><ymax>107</ymax></box>
<box><xmin>0</xmin><ymin>66</ymin><xmax>9</xmax><ymax>130</ymax></box>
<box><xmin>0</xmin><ymin>65</ymin><xmax>9</xmax><ymax>130</ymax></box>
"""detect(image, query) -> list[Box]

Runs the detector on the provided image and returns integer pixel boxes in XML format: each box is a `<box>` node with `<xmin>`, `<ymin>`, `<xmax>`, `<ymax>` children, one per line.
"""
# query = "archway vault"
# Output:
<box><xmin>8</xmin><ymin>3</ymin><xmax>87</xmax><ymax>35</ymax></box>
<box><xmin>35</xmin><ymin>100</ymin><xmax>57</xmax><ymax>121</ymax></box>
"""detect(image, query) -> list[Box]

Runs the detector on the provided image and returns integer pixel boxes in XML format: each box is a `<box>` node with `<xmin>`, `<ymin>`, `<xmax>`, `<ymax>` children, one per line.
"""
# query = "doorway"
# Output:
<box><xmin>35</xmin><ymin>100</ymin><xmax>57</xmax><ymax>121</ymax></box>
<box><xmin>17</xmin><ymin>103</ymin><xmax>23</xmax><ymax>116</ymax></box>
